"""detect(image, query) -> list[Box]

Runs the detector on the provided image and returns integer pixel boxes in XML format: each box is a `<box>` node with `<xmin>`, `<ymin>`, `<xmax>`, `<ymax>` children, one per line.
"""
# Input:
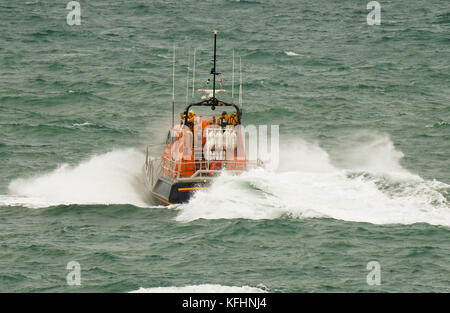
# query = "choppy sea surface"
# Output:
<box><xmin>0</xmin><ymin>0</ymin><xmax>449</xmax><ymax>292</ymax></box>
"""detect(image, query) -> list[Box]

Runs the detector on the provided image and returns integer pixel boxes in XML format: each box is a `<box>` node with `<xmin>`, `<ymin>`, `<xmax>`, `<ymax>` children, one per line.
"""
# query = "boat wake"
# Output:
<box><xmin>175</xmin><ymin>135</ymin><xmax>450</xmax><ymax>226</ymax></box>
<box><xmin>1</xmin><ymin>149</ymin><xmax>150</xmax><ymax>208</ymax></box>
<box><xmin>1</xmin><ymin>136</ymin><xmax>448</xmax><ymax>227</ymax></box>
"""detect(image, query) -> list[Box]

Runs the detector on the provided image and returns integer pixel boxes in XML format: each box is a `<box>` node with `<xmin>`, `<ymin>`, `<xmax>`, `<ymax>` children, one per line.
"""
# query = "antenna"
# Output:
<box><xmin>232</xmin><ymin>49</ymin><xmax>235</xmax><ymax>104</ymax></box>
<box><xmin>212</xmin><ymin>30</ymin><xmax>219</xmax><ymax>100</ymax></box>
<box><xmin>172</xmin><ymin>44</ymin><xmax>176</xmax><ymax>127</ymax></box>
<box><xmin>185</xmin><ymin>49</ymin><xmax>190</xmax><ymax>106</ymax></box>
<box><xmin>239</xmin><ymin>57</ymin><xmax>243</xmax><ymax>107</ymax></box>
<box><xmin>192</xmin><ymin>48</ymin><xmax>197</xmax><ymax>99</ymax></box>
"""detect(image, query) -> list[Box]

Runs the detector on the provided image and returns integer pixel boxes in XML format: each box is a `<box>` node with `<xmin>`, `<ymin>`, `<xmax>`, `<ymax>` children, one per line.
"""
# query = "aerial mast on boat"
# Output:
<box><xmin>212</xmin><ymin>30</ymin><xmax>219</xmax><ymax>101</ymax></box>
<box><xmin>182</xmin><ymin>31</ymin><xmax>242</xmax><ymax>124</ymax></box>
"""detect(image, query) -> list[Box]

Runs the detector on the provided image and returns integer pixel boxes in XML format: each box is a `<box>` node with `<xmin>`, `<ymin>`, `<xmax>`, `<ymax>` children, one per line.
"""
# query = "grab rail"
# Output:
<box><xmin>146</xmin><ymin>153</ymin><xmax>261</xmax><ymax>185</ymax></box>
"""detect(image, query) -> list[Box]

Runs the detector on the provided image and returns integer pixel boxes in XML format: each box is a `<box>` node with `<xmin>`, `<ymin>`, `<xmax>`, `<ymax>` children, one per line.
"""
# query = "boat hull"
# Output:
<box><xmin>151</xmin><ymin>177</ymin><xmax>210</xmax><ymax>205</ymax></box>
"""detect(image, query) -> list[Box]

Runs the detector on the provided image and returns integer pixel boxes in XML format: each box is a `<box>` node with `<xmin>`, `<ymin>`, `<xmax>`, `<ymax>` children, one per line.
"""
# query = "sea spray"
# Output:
<box><xmin>2</xmin><ymin>138</ymin><xmax>448</xmax><ymax>226</ymax></box>
<box><xmin>4</xmin><ymin>149</ymin><xmax>149</xmax><ymax>208</ymax></box>
<box><xmin>176</xmin><ymin>137</ymin><xmax>450</xmax><ymax>226</ymax></box>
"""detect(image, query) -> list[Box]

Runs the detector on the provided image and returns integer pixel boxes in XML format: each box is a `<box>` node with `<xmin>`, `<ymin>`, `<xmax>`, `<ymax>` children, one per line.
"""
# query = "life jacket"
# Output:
<box><xmin>217</xmin><ymin>115</ymin><xmax>228</xmax><ymax>128</ymax></box>
<box><xmin>187</xmin><ymin>114</ymin><xmax>196</xmax><ymax>124</ymax></box>
<box><xmin>228</xmin><ymin>114</ymin><xmax>238</xmax><ymax>126</ymax></box>
<box><xmin>186</xmin><ymin>114</ymin><xmax>196</xmax><ymax>131</ymax></box>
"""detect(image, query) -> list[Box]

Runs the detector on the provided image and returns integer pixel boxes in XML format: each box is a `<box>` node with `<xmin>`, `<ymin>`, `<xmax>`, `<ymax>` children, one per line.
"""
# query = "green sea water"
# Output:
<box><xmin>0</xmin><ymin>0</ymin><xmax>449</xmax><ymax>292</ymax></box>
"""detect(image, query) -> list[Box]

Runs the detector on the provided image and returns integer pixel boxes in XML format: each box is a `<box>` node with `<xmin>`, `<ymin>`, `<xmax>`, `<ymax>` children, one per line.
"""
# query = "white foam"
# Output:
<box><xmin>176</xmin><ymin>137</ymin><xmax>450</xmax><ymax>226</ymax></box>
<box><xmin>71</xmin><ymin>122</ymin><xmax>92</xmax><ymax>127</ymax></box>
<box><xmin>129</xmin><ymin>284</ymin><xmax>267</xmax><ymax>293</ymax></box>
<box><xmin>2</xmin><ymin>149</ymin><xmax>149</xmax><ymax>208</ymax></box>
<box><xmin>334</xmin><ymin>135</ymin><xmax>414</xmax><ymax>177</ymax></box>
<box><xmin>2</xmin><ymin>137</ymin><xmax>448</xmax><ymax>227</ymax></box>
<box><xmin>284</xmin><ymin>51</ymin><xmax>300</xmax><ymax>56</ymax></box>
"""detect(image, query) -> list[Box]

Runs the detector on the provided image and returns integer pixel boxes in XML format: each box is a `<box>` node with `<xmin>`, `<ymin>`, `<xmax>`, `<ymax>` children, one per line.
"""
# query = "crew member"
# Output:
<box><xmin>186</xmin><ymin>110</ymin><xmax>196</xmax><ymax>131</ymax></box>
<box><xmin>228</xmin><ymin>112</ymin><xmax>239</xmax><ymax>126</ymax></box>
<box><xmin>179</xmin><ymin>112</ymin><xmax>186</xmax><ymax>125</ymax></box>
<box><xmin>217</xmin><ymin>111</ymin><xmax>229</xmax><ymax>128</ymax></box>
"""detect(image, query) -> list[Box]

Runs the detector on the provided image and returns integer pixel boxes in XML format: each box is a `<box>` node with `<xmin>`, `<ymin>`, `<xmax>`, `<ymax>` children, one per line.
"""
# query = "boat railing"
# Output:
<box><xmin>154</xmin><ymin>155</ymin><xmax>261</xmax><ymax>183</ymax></box>
<box><xmin>146</xmin><ymin>156</ymin><xmax>162</xmax><ymax>187</ymax></box>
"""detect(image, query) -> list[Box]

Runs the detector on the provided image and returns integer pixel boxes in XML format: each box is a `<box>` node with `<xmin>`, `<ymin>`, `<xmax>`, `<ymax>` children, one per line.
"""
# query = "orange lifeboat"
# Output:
<box><xmin>144</xmin><ymin>31</ymin><xmax>258</xmax><ymax>205</ymax></box>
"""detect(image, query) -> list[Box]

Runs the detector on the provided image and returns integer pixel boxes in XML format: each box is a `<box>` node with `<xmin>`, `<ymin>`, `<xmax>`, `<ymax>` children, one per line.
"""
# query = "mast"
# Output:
<box><xmin>184</xmin><ymin>31</ymin><xmax>242</xmax><ymax>123</ymax></box>
<box><xmin>212</xmin><ymin>30</ymin><xmax>218</xmax><ymax>100</ymax></box>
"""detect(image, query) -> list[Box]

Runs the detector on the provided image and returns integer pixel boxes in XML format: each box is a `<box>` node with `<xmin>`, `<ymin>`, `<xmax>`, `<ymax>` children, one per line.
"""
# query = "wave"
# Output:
<box><xmin>175</xmin><ymin>136</ymin><xmax>450</xmax><ymax>226</ymax></box>
<box><xmin>129</xmin><ymin>284</ymin><xmax>268</xmax><ymax>293</ymax></box>
<box><xmin>284</xmin><ymin>51</ymin><xmax>300</xmax><ymax>56</ymax></box>
<box><xmin>2</xmin><ymin>136</ymin><xmax>448</xmax><ymax>227</ymax></box>
<box><xmin>425</xmin><ymin>121</ymin><xmax>449</xmax><ymax>128</ymax></box>
<box><xmin>71</xmin><ymin>122</ymin><xmax>93</xmax><ymax>127</ymax></box>
<box><xmin>2</xmin><ymin>149</ymin><xmax>149</xmax><ymax>208</ymax></box>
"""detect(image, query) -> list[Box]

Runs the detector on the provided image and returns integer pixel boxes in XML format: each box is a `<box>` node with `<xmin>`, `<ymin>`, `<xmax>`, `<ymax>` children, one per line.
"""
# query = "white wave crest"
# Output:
<box><xmin>71</xmin><ymin>122</ymin><xmax>93</xmax><ymax>127</ymax></box>
<box><xmin>284</xmin><ymin>51</ymin><xmax>299</xmax><ymax>56</ymax></box>
<box><xmin>176</xmin><ymin>137</ymin><xmax>450</xmax><ymax>226</ymax></box>
<box><xmin>129</xmin><ymin>284</ymin><xmax>268</xmax><ymax>293</ymax></box>
<box><xmin>2</xmin><ymin>149</ymin><xmax>149</xmax><ymax>208</ymax></box>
